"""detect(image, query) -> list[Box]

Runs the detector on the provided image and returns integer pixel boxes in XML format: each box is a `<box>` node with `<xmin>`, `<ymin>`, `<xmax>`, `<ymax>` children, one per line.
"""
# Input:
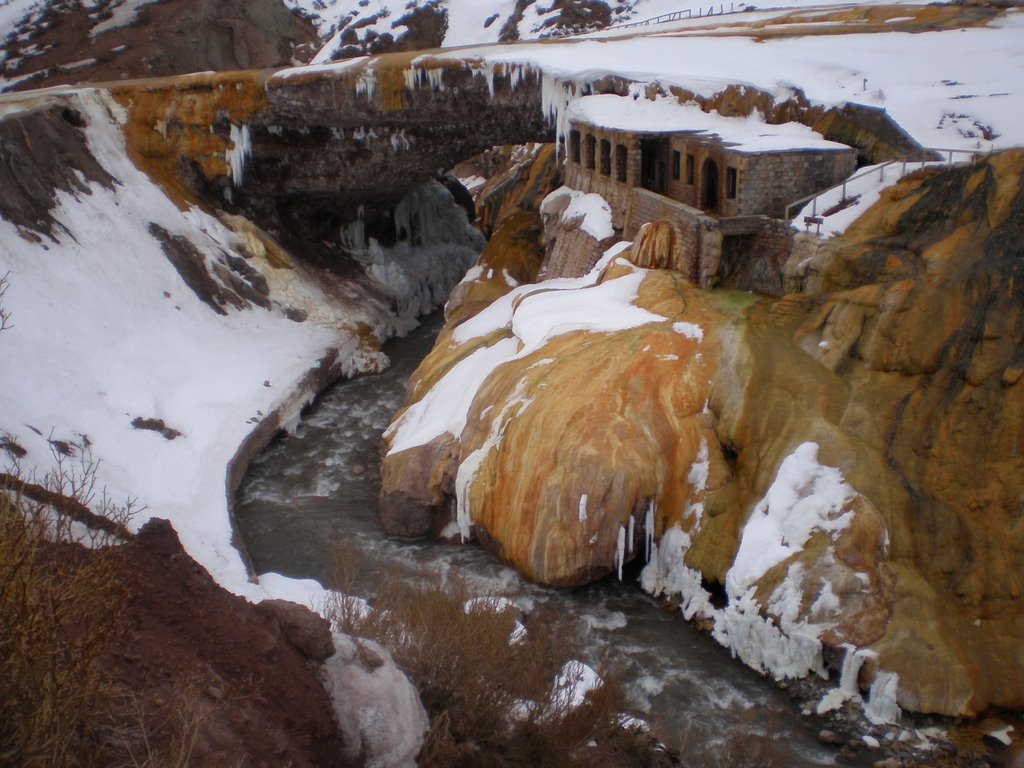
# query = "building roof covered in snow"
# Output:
<box><xmin>566</xmin><ymin>94</ymin><xmax>851</xmax><ymax>154</ymax></box>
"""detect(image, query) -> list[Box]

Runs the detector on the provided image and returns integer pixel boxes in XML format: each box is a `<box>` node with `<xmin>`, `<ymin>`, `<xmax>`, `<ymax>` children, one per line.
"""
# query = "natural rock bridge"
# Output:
<box><xmin>113</xmin><ymin>55</ymin><xmax>555</xmax><ymax>248</ymax></box>
<box><xmin>110</xmin><ymin>50</ymin><xmax>921</xmax><ymax>255</ymax></box>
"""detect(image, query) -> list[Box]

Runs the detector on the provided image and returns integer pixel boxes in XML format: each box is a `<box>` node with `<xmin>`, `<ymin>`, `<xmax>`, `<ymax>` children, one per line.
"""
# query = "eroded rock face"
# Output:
<box><xmin>379</xmin><ymin>150</ymin><xmax>1024</xmax><ymax>718</ymax></box>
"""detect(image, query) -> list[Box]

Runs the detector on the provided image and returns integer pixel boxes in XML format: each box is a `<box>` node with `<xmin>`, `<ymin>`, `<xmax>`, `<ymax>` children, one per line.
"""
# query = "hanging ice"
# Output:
<box><xmin>225</xmin><ymin>123</ymin><xmax>251</xmax><ymax>187</ymax></box>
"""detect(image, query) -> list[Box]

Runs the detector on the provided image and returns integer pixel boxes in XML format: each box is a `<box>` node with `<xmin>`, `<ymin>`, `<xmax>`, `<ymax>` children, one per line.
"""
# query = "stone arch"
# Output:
<box><xmin>701</xmin><ymin>157</ymin><xmax>719</xmax><ymax>212</ymax></box>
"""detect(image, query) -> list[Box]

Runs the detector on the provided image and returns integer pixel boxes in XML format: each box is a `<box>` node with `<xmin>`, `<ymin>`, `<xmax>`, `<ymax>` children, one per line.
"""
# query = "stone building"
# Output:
<box><xmin>561</xmin><ymin>94</ymin><xmax>857</xmax><ymax>289</ymax></box>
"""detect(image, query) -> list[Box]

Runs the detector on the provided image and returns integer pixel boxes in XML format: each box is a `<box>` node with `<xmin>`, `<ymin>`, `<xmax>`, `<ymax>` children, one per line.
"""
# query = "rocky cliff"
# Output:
<box><xmin>379</xmin><ymin>150</ymin><xmax>1024</xmax><ymax>720</ymax></box>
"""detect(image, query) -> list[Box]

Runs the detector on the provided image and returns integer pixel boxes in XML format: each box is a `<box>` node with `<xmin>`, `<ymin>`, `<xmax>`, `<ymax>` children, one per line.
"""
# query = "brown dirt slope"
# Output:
<box><xmin>98</xmin><ymin>518</ymin><xmax>355</xmax><ymax>767</ymax></box>
<box><xmin>1</xmin><ymin>0</ymin><xmax>318</xmax><ymax>92</ymax></box>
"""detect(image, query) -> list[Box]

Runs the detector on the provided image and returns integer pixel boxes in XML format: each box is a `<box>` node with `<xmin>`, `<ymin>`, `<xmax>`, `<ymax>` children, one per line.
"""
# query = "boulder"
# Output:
<box><xmin>259</xmin><ymin>599</ymin><xmax>336</xmax><ymax>662</ymax></box>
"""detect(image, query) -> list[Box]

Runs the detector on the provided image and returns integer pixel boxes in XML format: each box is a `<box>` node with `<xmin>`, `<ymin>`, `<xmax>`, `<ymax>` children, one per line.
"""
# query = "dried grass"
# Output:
<box><xmin>329</xmin><ymin>568</ymin><xmax>677</xmax><ymax>768</ymax></box>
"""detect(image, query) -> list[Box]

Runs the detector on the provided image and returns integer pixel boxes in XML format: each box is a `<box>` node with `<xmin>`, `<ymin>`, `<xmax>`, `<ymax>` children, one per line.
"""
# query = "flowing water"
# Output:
<box><xmin>235</xmin><ymin>314</ymin><xmax>868</xmax><ymax>767</ymax></box>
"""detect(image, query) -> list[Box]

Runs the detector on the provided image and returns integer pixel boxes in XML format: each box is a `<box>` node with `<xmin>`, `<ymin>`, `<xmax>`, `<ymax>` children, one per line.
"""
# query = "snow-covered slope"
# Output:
<box><xmin>303</xmin><ymin>0</ymin><xmax>937</xmax><ymax>61</ymax></box>
<box><xmin>0</xmin><ymin>88</ymin><xmax>477</xmax><ymax>607</ymax></box>
<box><xmin>415</xmin><ymin>6</ymin><xmax>1024</xmax><ymax>155</ymax></box>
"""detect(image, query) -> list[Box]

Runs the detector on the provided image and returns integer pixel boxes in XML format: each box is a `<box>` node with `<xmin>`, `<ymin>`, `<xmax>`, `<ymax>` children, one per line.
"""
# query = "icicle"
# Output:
<box><xmin>427</xmin><ymin>67</ymin><xmax>445</xmax><ymax>92</ymax></box>
<box><xmin>225</xmin><ymin>123</ymin><xmax>251</xmax><ymax>187</ymax></box>
<box><xmin>339</xmin><ymin>205</ymin><xmax>367</xmax><ymax>253</ymax></box>
<box><xmin>403</xmin><ymin>67</ymin><xmax>420</xmax><ymax>92</ymax></box>
<box><xmin>578</xmin><ymin>494</ymin><xmax>588</xmax><ymax>522</ymax></box>
<box><xmin>390</xmin><ymin>129</ymin><xmax>411</xmax><ymax>153</ymax></box>
<box><xmin>864</xmin><ymin>670</ymin><xmax>901</xmax><ymax>725</ymax></box>
<box><xmin>627</xmin><ymin>515</ymin><xmax>635</xmax><ymax>553</ymax></box>
<box><xmin>840</xmin><ymin>645</ymin><xmax>869</xmax><ymax>697</ymax></box>
<box><xmin>644</xmin><ymin>501</ymin><xmax>655</xmax><ymax>563</ymax></box>
<box><xmin>472</xmin><ymin>62</ymin><xmax>496</xmax><ymax>98</ymax></box>
<box><xmin>356</xmin><ymin>69</ymin><xmax>377</xmax><ymax>101</ymax></box>
<box><xmin>510</xmin><ymin>64</ymin><xmax>525</xmax><ymax>90</ymax></box>
<box><xmin>615</xmin><ymin>525</ymin><xmax>626</xmax><ymax>581</ymax></box>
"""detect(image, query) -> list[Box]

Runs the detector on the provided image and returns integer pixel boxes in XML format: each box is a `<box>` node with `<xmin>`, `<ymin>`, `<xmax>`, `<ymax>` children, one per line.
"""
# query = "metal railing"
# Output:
<box><xmin>613</xmin><ymin>4</ymin><xmax>744</xmax><ymax>29</ymax></box>
<box><xmin>547</xmin><ymin>4</ymin><xmax>746</xmax><ymax>36</ymax></box>
<box><xmin>785</xmin><ymin>147</ymin><xmax>987</xmax><ymax>231</ymax></box>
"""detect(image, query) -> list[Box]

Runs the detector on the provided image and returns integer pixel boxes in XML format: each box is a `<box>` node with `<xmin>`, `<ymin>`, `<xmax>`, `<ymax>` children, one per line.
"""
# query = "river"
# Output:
<box><xmin>235</xmin><ymin>313</ymin><xmax>868</xmax><ymax>767</ymax></box>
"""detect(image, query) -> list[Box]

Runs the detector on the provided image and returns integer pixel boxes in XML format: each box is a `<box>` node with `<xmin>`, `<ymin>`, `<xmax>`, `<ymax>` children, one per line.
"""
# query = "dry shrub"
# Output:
<box><xmin>0</xmin><ymin>271</ymin><xmax>11</xmax><ymax>332</ymax></box>
<box><xmin>675</xmin><ymin>709</ymin><xmax>790</xmax><ymax>768</ymax></box>
<box><xmin>107</xmin><ymin>671</ymin><xmax>230</xmax><ymax>768</ymax></box>
<box><xmin>332</xmin><ymin>572</ymin><xmax>676</xmax><ymax>768</ymax></box>
<box><xmin>0</xmin><ymin>441</ymin><xmax>157</xmax><ymax>767</ymax></box>
<box><xmin>0</xmin><ymin>478</ymin><xmax>131</xmax><ymax>766</ymax></box>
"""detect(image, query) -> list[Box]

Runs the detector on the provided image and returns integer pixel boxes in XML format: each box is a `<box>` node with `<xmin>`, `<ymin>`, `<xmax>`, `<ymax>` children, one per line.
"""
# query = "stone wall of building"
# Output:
<box><xmin>735</xmin><ymin>150</ymin><xmax>857</xmax><ymax>218</ymax></box>
<box><xmin>566</xmin><ymin>118</ymin><xmax>857</xmax><ymax>221</ymax></box>
<box><xmin>564</xmin><ymin>126</ymin><xmax>637</xmax><ymax>230</ymax></box>
<box><xmin>625</xmin><ymin>189</ymin><xmax>721</xmax><ymax>287</ymax></box>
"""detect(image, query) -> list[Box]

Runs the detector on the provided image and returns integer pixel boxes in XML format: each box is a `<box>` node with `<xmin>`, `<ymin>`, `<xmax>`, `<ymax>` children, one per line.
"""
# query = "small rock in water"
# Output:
<box><xmin>873</xmin><ymin>759</ymin><xmax>901</xmax><ymax>768</ymax></box>
<box><xmin>863</xmin><ymin>734</ymin><xmax>881</xmax><ymax>749</ymax></box>
<box><xmin>818</xmin><ymin>729</ymin><xmax>843</xmax><ymax>745</ymax></box>
<box><xmin>207</xmin><ymin>686</ymin><xmax>224</xmax><ymax>700</ymax></box>
<box><xmin>351</xmin><ymin>464</ymin><xmax>366</xmax><ymax>476</ymax></box>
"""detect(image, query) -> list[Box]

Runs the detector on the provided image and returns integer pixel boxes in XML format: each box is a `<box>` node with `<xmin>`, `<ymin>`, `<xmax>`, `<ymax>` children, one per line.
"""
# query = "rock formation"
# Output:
<box><xmin>379</xmin><ymin>150</ymin><xmax>1024</xmax><ymax>719</ymax></box>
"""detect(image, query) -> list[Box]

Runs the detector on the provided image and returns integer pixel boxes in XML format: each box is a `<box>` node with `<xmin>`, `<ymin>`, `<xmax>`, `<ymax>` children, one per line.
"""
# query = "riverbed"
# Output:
<box><xmin>234</xmin><ymin>313</ymin><xmax>868</xmax><ymax>767</ymax></box>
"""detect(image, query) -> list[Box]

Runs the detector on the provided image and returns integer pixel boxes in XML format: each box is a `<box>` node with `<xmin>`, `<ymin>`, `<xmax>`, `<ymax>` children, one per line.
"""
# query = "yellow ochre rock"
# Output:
<box><xmin>380</xmin><ymin>151</ymin><xmax>1024</xmax><ymax>719</ymax></box>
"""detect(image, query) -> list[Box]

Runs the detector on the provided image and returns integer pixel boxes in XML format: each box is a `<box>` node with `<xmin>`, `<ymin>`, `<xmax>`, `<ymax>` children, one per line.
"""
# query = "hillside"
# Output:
<box><xmin>2</xmin><ymin>1</ymin><xmax>1024</xmax><ymax>764</ymax></box>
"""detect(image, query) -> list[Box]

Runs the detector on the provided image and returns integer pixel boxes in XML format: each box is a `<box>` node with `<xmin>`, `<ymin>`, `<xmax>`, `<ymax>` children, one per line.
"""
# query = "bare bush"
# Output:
<box><xmin>0</xmin><ymin>486</ymin><xmax>131</xmax><ymax>766</ymax></box>
<box><xmin>0</xmin><ymin>441</ymin><xmax>143</xmax><ymax>766</ymax></box>
<box><xmin>0</xmin><ymin>271</ymin><xmax>11</xmax><ymax>332</ymax></box>
<box><xmin>329</xmin><ymin>572</ymin><xmax>676</xmax><ymax>768</ymax></box>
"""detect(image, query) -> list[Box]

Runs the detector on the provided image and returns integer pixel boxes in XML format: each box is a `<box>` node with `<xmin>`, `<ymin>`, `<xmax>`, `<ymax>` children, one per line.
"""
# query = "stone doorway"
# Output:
<box><xmin>640</xmin><ymin>138</ymin><xmax>668</xmax><ymax>195</ymax></box>
<box><xmin>701</xmin><ymin>158</ymin><xmax>719</xmax><ymax>212</ymax></box>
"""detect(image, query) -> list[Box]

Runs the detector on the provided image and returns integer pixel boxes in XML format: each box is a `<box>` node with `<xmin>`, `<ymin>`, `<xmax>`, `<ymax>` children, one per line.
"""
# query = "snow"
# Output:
<box><xmin>550</xmin><ymin>660</ymin><xmax>602</xmax><ymax>711</ymax></box>
<box><xmin>541</xmin><ymin>186</ymin><xmax>616</xmax><ymax>241</ymax></box>
<box><xmin>640</xmin><ymin>442</ymin><xmax>902</xmax><ymax>716</ymax></box>
<box><xmin>0</xmin><ymin>89</ymin><xmax>471</xmax><ymax>610</ymax></box>
<box><xmin>640</xmin><ymin>525</ymin><xmax>716</xmax><ymax>621</ymax></box>
<box><xmin>0</xmin><ymin>0</ymin><xmax>47</xmax><ymax>40</ymax></box>
<box><xmin>421</xmin><ymin>9</ymin><xmax>1024</xmax><ymax>154</ymax></box>
<box><xmin>89</xmin><ymin>0</ymin><xmax>160</xmax><ymax>36</ymax></box>
<box><xmin>673</xmin><ymin>322</ymin><xmax>703</xmax><ymax>341</ymax></box>
<box><xmin>324</xmin><ymin>633</ymin><xmax>429</xmax><ymax>768</ymax></box>
<box><xmin>793</xmin><ymin>158</ymin><xmax>972</xmax><ymax>236</ymax></box>
<box><xmin>386</xmin><ymin>337</ymin><xmax>519</xmax><ymax>455</ymax></box>
<box><xmin>986</xmin><ymin>725</ymin><xmax>1015</xmax><ymax>747</ymax></box>
<box><xmin>441</xmin><ymin>0</ymin><xmax>517</xmax><ymax>48</ymax></box>
<box><xmin>684</xmin><ymin>438</ymin><xmax>709</xmax><ymax>524</ymax></box>
<box><xmin>387</xmin><ymin>251</ymin><xmax>664</xmax><ymax>458</ymax></box>
<box><xmin>568</xmin><ymin>94</ymin><xmax>851</xmax><ymax>153</ymax></box>
<box><xmin>726</xmin><ymin>442</ymin><xmax>854</xmax><ymax>595</ymax></box>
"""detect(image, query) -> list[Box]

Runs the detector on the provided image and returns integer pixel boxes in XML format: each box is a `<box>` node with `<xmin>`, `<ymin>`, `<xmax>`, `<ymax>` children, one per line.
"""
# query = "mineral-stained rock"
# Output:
<box><xmin>379</xmin><ymin>150</ymin><xmax>1024</xmax><ymax>718</ymax></box>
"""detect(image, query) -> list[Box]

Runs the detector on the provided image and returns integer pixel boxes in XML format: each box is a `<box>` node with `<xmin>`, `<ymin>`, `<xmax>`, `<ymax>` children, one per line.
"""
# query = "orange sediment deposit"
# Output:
<box><xmin>109</xmin><ymin>70</ymin><xmax>272</xmax><ymax>210</ymax></box>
